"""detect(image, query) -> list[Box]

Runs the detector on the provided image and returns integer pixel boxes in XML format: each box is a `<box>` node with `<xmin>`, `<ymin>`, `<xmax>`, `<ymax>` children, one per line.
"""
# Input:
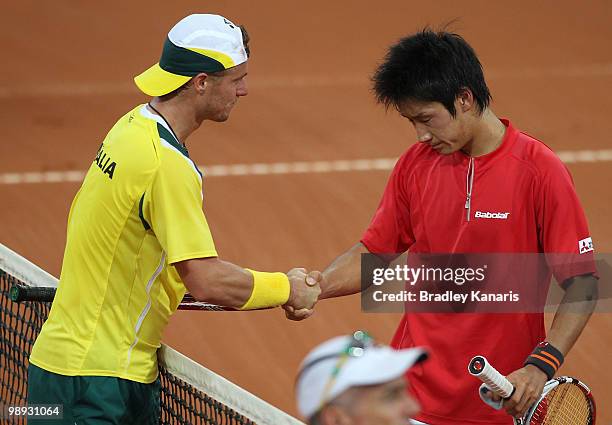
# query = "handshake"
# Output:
<box><xmin>283</xmin><ymin>268</ymin><xmax>323</xmax><ymax>321</ymax></box>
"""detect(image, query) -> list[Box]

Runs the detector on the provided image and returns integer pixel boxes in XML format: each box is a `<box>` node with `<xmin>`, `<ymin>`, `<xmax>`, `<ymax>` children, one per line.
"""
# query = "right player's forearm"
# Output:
<box><xmin>320</xmin><ymin>242</ymin><xmax>369</xmax><ymax>299</ymax></box>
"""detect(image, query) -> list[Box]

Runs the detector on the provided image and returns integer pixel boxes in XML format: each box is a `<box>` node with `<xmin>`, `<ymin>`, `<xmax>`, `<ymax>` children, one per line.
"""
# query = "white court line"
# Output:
<box><xmin>1</xmin><ymin>150</ymin><xmax>611</xmax><ymax>185</ymax></box>
<box><xmin>1</xmin><ymin>63</ymin><xmax>612</xmax><ymax>99</ymax></box>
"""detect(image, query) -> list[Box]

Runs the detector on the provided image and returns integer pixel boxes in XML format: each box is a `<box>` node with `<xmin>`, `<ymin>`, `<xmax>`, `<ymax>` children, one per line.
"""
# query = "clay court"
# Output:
<box><xmin>2</xmin><ymin>0</ymin><xmax>611</xmax><ymax>422</ymax></box>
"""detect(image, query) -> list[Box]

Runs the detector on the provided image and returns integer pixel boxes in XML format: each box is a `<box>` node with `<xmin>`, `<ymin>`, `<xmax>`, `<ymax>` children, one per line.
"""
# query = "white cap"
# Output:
<box><xmin>134</xmin><ymin>14</ymin><xmax>248</xmax><ymax>96</ymax></box>
<box><xmin>295</xmin><ymin>332</ymin><xmax>428</xmax><ymax>420</ymax></box>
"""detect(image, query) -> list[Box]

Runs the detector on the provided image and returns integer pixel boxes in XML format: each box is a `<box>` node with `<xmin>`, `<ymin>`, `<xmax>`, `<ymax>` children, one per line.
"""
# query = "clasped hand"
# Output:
<box><xmin>283</xmin><ymin>268</ymin><xmax>322</xmax><ymax>321</ymax></box>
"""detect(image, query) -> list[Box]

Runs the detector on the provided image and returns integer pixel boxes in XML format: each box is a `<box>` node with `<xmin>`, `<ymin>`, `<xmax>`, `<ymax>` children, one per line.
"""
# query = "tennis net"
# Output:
<box><xmin>0</xmin><ymin>242</ymin><xmax>304</xmax><ymax>425</ymax></box>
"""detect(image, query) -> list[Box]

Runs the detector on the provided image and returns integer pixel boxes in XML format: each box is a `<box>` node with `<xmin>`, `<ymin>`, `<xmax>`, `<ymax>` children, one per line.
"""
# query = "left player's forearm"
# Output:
<box><xmin>547</xmin><ymin>274</ymin><xmax>598</xmax><ymax>355</ymax></box>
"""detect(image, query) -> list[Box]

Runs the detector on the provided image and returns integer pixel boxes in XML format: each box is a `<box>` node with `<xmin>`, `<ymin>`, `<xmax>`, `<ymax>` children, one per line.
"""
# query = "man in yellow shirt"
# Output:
<box><xmin>28</xmin><ymin>14</ymin><xmax>320</xmax><ymax>424</ymax></box>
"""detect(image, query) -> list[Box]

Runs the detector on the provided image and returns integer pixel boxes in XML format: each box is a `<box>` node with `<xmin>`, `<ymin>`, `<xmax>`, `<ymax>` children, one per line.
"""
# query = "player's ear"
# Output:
<box><xmin>193</xmin><ymin>73</ymin><xmax>209</xmax><ymax>95</ymax></box>
<box><xmin>457</xmin><ymin>88</ymin><xmax>474</xmax><ymax>113</ymax></box>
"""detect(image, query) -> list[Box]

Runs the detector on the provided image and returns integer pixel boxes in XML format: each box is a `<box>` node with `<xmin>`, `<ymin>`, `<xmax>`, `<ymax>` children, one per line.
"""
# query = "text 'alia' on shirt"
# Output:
<box><xmin>361</xmin><ymin>119</ymin><xmax>597</xmax><ymax>425</ymax></box>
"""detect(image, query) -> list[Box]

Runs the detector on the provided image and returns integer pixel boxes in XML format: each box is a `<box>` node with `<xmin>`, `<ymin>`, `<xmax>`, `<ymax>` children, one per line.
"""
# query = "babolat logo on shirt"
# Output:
<box><xmin>94</xmin><ymin>145</ymin><xmax>117</xmax><ymax>179</ymax></box>
<box><xmin>474</xmin><ymin>211</ymin><xmax>510</xmax><ymax>219</ymax></box>
<box><xmin>578</xmin><ymin>237</ymin><xmax>594</xmax><ymax>254</ymax></box>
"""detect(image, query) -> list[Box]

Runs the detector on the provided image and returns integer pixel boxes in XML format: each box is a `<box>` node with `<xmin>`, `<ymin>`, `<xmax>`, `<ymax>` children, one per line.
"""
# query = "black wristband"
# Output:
<box><xmin>524</xmin><ymin>341</ymin><xmax>564</xmax><ymax>380</ymax></box>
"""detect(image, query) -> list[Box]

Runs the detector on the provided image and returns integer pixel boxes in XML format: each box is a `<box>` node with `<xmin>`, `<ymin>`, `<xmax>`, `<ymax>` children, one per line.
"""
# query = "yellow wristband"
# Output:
<box><xmin>240</xmin><ymin>269</ymin><xmax>290</xmax><ymax>310</ymax></box>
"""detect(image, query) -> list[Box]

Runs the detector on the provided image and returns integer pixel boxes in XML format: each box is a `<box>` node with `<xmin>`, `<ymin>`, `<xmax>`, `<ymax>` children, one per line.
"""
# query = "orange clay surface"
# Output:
<box><xmin>1</xmin><ymin>1</ymin><xmax>611</xmax><ymax>421</ymax></box>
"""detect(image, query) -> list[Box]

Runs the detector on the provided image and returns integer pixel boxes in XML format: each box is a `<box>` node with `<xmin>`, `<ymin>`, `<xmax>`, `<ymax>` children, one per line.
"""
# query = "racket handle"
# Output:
<box><xmin>468</xmin><ymin>355</ymin><xmax>514</xmax><ymax>398</ymax></box>
<box><xmin>10</xmin><ymin>284</ymin><xmax>56</xmax><ymax>302</ymax></box>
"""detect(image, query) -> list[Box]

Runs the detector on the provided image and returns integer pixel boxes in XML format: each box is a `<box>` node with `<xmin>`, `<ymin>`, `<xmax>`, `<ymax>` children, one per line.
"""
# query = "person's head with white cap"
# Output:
<box><xmin>134</xmin><ymin>14</ymin><xmax>250</xmax><ymax>139</ymax></box>
<box><xmin>296</xmin><ymin>331</ymin><xmax>427</xmax><ymax>425</ymax></box>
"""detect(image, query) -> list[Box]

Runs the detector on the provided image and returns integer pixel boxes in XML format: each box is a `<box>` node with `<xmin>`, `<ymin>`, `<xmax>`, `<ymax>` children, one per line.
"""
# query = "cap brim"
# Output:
<box><xmin>134</xmin><ymin>63</ymin><xmax>191</xmax><ymax>97</ymax></box>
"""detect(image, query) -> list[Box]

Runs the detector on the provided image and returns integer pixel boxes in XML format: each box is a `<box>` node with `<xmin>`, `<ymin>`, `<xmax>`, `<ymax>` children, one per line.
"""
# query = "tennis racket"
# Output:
<box><xmin>468</xmin><ymin>355</ymin><xmax>596</xmax><ymax>425</ymax></box>
<box><xmin>9</xmin><ymin>283</ymin><xmax>270</xmax><ymax>312</ymax></box>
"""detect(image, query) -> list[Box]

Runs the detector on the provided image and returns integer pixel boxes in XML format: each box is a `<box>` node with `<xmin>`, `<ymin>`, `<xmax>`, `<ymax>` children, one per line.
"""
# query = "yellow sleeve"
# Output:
<box><xmin>143</xmin><ymin>149</ymin><xmax>218</xmax><ymax>264</ymax></box>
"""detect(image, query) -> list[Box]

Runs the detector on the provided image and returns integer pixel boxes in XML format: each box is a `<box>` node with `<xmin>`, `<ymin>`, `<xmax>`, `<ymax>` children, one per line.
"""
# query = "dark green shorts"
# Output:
<box><xmin>27</xmin><ymin>363</ymin><xmax>160</xmax><ymax>424</ymax></box>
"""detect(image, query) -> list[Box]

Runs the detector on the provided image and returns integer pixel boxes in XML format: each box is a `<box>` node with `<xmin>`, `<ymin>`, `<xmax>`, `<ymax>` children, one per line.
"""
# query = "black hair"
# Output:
<box><xmin>372</xmin><ymin>29</ymin><xmax>491</xmax><ymax>116</ymax></box>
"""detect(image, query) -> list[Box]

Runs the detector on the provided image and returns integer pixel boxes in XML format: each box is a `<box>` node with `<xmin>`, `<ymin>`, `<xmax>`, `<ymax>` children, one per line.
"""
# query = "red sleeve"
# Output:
<box><xmin>536</xmin><ymin>149</ymin><xmax>597</xmax><ymax>283</ymax></box>
<box><xmin>361</xmin><ymin>151</ymin><xmax>415</xmax><ymax>254</ymax></box>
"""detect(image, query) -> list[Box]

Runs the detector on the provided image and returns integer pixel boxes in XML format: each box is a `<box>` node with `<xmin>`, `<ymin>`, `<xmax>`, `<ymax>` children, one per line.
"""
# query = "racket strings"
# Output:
<box><xmin>529</xmin><ymin>383</ymin><xmax>592</xmax><ymax>424</ymax></box>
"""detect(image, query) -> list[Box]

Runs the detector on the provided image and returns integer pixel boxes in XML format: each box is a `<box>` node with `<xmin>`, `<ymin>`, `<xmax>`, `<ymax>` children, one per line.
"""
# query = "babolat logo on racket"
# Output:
<box><xmin>578</xmin><ymin>237</ymin><xmax>594</xmax><ymax>254</ymax></box>
<box><xmin>471</xmin><ymin>358</ymin><xmax>484</xmax><ymax>372</ymax></box>
<box><xmin>474</xmin><ymin>211</ymin><xmax>510</xmax><ymax>219</ymax></box>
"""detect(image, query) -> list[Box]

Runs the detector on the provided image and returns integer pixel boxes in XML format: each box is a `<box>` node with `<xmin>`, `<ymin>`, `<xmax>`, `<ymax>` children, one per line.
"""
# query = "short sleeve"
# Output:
<box><xmin>361</xmin><ymin>152</ymin><xmax>415</xmax><ymax>254</ymax></box>
<box><xmin>536</xmin><ymin>152</ymin><xmax>597</xmax><ymax>283</ymax></box>
<box><xmin>142</xmin><ymin>151</ymin><xmax>218</xmax><ymax>264</ymax></box>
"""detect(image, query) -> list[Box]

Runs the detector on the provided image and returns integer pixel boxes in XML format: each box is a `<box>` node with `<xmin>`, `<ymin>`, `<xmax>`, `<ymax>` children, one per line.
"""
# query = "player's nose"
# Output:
<box><xmin>237</xmin><ymin>78</ymin><xmax>248</xmax><ymax>97</ymax></box>
<box><xmin>414</xmin><ymin>124</ymin><xmax>432</xmax><ymax>143</ymax></box>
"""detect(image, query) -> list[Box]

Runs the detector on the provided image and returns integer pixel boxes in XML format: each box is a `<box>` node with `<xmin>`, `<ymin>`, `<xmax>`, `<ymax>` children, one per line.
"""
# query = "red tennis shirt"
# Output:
<box><xmin>361</xmin><ymin>119</ymin><xmax>596</xmax><ymax>424</ymax></box>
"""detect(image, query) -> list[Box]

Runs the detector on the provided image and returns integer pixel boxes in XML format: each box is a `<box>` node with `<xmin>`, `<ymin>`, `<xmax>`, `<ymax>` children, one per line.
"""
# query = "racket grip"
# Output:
<box><xmin>10</xmin><ymin>284</ymin><xmax>56</xmax><ymax>302</ymax></box>
<box><xmin>468</xmin><ymin>355</ymin><xmax>514</xmax><ymax>398</ymax></box>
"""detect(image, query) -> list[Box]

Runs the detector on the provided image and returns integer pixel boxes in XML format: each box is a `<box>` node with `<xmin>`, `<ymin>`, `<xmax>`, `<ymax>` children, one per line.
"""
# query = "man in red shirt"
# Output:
<box><xmin>285</xmin><ymin>30</ymin><xmax>598</xmax><ymax>424</ymax></box>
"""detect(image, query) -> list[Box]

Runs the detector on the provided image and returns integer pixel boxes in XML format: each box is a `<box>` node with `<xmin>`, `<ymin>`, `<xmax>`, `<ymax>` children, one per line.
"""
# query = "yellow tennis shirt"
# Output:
<box><xmin>30</xmin><ymin>104</ymin><xmax>218</xmax><ymax>383</ymax></box>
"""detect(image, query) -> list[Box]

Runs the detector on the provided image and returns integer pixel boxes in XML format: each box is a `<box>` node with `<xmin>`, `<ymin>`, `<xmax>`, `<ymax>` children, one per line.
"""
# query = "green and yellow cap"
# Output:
<box><xmin>134</xmin><ymin>14</ymin><xmax>248</xmax><ymax>97</ymax></box>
